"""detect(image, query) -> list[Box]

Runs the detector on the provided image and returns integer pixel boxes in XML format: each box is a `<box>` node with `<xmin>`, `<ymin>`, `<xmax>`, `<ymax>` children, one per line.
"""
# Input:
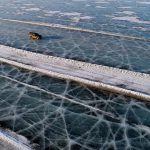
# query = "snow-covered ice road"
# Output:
<box><xmin>0</xmin><ymin>45</ymin><xmax>150</xmax><ymax>101</ymax></box>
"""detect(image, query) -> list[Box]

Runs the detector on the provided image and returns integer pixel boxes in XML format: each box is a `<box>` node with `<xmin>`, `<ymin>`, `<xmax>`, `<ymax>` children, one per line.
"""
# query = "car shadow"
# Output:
<box><xmin>43</xmin><ymin>35</ymin><xmax>63</xmax><ymax>40</ymax></box>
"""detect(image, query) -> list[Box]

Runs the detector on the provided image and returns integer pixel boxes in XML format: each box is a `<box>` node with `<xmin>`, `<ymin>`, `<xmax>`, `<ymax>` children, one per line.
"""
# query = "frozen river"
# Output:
<box><xmin>0</xmin><ymin>0</ymin><xmax>150</xmax><ymax>150</ymax></box>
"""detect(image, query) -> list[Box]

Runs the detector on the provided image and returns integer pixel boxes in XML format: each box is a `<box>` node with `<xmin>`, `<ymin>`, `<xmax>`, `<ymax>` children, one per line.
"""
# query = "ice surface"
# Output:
<box><xmin>0</xmin><ymin>0</ymin><xmax>150</xmax><ymax>149</ymax></box>
<box><xmin>0</xmin><ymin>63</ymin><xmax>150</xmax><ymax>150</ymax></box>
<box><xmin>0</xmin><ymin>0</ymin><xmax>149</xmax><ymax>37</ymax></box>
<box><xmin>0</xmin><ymin>20</ymin><xmax>149</xmax><ymax>73</ymax></box>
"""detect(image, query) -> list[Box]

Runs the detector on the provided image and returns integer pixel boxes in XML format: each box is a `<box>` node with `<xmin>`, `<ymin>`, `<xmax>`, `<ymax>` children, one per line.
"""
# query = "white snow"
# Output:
<box><xmin>112</xmin><ymin>16</ymin><xmax>150</xmax><ymax>24</ymax></box>
<box><xmin>0</xmin><ymin>128</ymin><xmax>33</xmax><ymax>150</ymax></box>
<box><xmin>116</xmin><ymin>11</ymin><xmax>135</xmax><ymax>15</ymax></box>
<box><xmin>137</xmin><ymin>1</ymin><xmax>150</xmax><ymax>5</ymax></box>
<box><xmin>0</xmin><ymin>45</ymin><xmax>149</xmax><ymax>101</ymax></box>
<box><xmin>25</xmin><ymin>8</ymin><xmax>40</xmax><ymax>11</ymax></box>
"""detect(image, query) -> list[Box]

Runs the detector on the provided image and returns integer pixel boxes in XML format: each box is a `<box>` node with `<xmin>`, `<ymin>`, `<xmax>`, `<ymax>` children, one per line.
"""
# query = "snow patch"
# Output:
<box><xmin>112</xmin><ymin>16</ymin><xmax>150</xmax><ymax>24</ymax></box>
<box><xmin>116</xmin><ymin>11</ymin><xmax>135</xmax><ymax>15</ymax></box>
<box><xmin>25</xmin><ymin>8</ymin><xmax>40</xmax><ymax>11</ymax></box>
<box><xmin>137</xmin><ymin>1</ymin><xmax>150</xmax><ymax>5</ymax></box>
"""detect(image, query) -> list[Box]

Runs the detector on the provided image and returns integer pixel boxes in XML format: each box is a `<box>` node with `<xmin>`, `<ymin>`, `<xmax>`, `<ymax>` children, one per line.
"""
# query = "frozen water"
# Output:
<box><xmin>0</xmin><ymin>0</ymin><xmax>150</xmax><ymax>150</ymax></box>
<box><xmin>0</xmin><ymin>21</ymin><xmax>149</xmax><ymax>73</ymax></box>
<box><xmin>0</xmin><ymin>0</ymin><xmax>150</xmax><ymax>37</ymax></box>
<box><xmin>0</xmin><ymin>64</ymin><xmax>150</xmax><ymax>150</ymax></box>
